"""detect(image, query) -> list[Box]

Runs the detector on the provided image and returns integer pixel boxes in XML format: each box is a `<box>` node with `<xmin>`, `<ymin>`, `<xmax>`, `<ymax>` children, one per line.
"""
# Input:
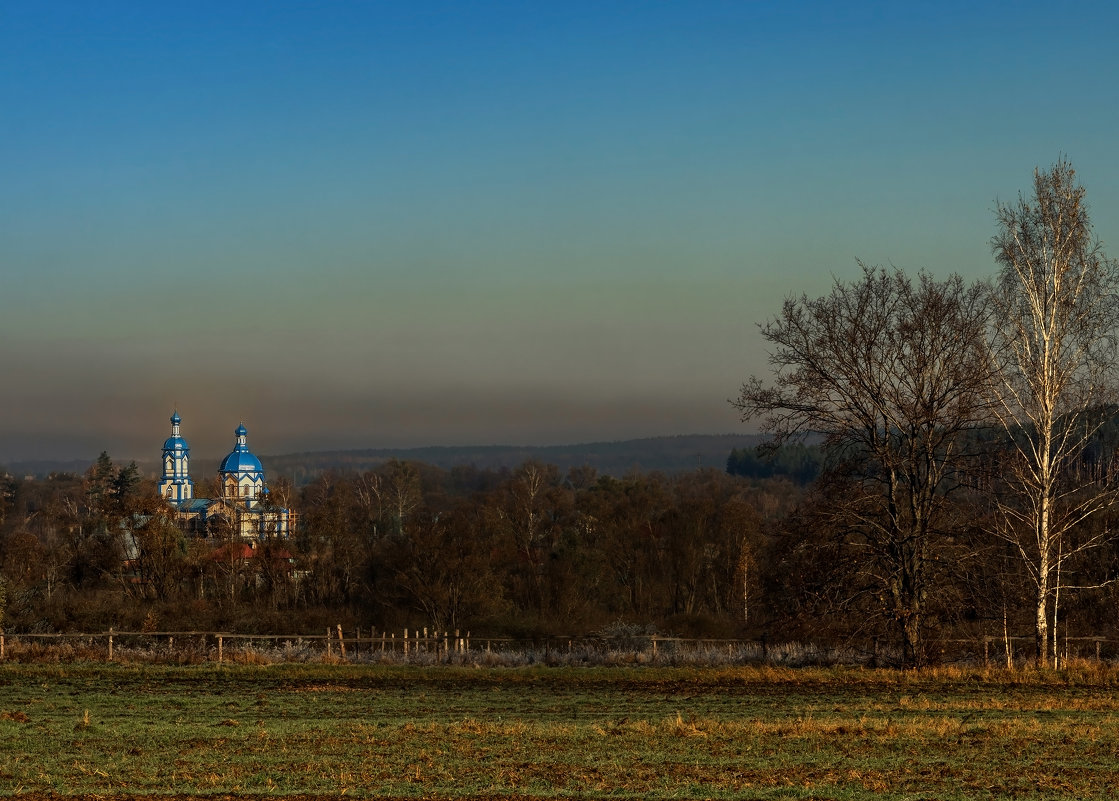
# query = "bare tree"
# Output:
<box><xmin>988</xmin><ymin>158</ymin><xmax>1119</xmax><ymax>667</ymax></box>
<box><xmin>736</xmin><ymin>265</ymin><xmax>992</xmax><ymax>665</ymax></box>
<box><xmin>385</xmin><ymin>460</ymin><xmax>422</xmax><ymax>537</ymax></box>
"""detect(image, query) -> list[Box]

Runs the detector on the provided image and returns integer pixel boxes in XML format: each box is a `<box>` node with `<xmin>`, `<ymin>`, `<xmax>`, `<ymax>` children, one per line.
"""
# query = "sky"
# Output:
<box><xmin>3</xmin><ymin>1</ymin><xmax>1119</xmax><ymax>464</ymax></box>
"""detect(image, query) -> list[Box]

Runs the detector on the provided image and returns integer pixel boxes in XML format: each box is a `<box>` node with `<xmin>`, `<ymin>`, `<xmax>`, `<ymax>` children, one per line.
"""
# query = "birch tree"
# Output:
<box><xmin>988</xmin><ymin>158</ymin><xmax>1119</xmax><ymax>666</ymax></box>
<box><xmin>736</xmin><ymin>265</ymin><xmax>992</xmax><ymax>665</ymax></box>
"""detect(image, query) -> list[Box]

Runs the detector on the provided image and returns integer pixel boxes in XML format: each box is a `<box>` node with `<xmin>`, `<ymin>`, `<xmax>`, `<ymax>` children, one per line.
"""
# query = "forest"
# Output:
<box><xmin>0</xmin><ymin>455</ymin><xmax>799</xmax><ymax>641</ymax></box>
<box><xmin>0</xmin><ymin>428</ymin><xmax>1117</xmax><ymax>669</ymax></box>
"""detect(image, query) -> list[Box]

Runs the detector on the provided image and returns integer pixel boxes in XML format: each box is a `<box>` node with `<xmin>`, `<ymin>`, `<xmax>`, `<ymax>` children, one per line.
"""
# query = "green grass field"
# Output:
<box><xmin>2</xmin><ymin>662</ymin><xmax>1119</xmax><ymax>799</ymax></box>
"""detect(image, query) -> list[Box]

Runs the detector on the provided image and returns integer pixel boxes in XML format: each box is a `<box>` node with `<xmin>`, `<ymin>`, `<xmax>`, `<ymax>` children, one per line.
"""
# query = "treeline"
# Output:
<box><xmin>2</xmin><ymin>446</ymin><xmax>1119</xmax><ymax>663</ymax></box>
<box><xmin>0</xmin><ymin>455</ymin><xmax>804</xmax><ymax>639</ymax></box>
<box><xmin>725</xmin><ymin>443</ymin><xmax>823</xmax><ymax>484</ymax></box>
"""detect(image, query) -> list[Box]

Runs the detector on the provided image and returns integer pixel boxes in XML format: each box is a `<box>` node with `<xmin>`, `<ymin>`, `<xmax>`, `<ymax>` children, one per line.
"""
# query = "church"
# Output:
<box><xmin>158</xmin><ymin>412</ymin><xmax>294</xmax><ymax>539</ymax></box>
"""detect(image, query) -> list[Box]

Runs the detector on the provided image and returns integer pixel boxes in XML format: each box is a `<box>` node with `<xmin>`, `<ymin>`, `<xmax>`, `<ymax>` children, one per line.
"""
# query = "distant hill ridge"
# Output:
<box><xmin>265</xmin><ymin>434</ymin><xmax>766</xmax><ymax>483</ymax></box>
<box><xmin>5</xmin><ymin>434</ymin><xmax>768</xmax><ymax>483</ymax></box>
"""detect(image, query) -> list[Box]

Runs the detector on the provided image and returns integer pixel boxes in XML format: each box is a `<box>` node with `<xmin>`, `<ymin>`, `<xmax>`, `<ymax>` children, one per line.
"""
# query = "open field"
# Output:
<box><xmin>3</xmin><ymin>664</ymin><xmax>1119</xmax><ymax>799</ymax></box>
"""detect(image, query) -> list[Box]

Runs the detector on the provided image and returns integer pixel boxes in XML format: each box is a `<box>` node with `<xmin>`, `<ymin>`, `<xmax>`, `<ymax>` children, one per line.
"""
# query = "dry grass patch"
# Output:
<box><xmin>6</xmin><ymin>662</ymin><xmax>1119</xmax><ymax>798</ymax></box>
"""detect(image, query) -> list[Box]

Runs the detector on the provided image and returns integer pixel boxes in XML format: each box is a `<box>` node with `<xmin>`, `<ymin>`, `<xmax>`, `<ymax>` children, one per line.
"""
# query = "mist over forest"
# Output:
<box><xmin>5</xmin><ymin>161</ymin><xmax>1119</xmax><ymax>669</ymax></box>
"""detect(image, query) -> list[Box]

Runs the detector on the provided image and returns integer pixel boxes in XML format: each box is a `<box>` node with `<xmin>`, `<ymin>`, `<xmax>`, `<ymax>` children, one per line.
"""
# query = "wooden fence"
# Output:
<box><xmin>0</xmin><ymin>628</ymin><xmax>746</xmax><ymax>663</ymax></box>
<box><xmin>2</xmin><ymin>628</ymin><xmax>1118</xmax><ymax>666</ymax></box>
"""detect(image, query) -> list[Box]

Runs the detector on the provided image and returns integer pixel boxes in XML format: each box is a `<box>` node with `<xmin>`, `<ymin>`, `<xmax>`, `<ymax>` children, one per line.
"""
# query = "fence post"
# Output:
<box><xmin>404</xmin><ymin>628</ymin><xmax>409</xmax><ymax>656</ymax></box>
<box><xmin>1</xmin><ymin>631</ymin><xmax>5</xmax><ymax>660</ymax></box>
<box><xmin>108</xmin><ymin>628</ymin><xmax>114</xmax><ymax>661</ymax></box>
<box><xmin>218</xmin><ymin>635</ymin><xmax>223</xmax><ymax>663</ymax></box>
<box><xmin>337</xmin><ymin>624</ymin><xmax>346</xmax><ymax>659</ymax></box>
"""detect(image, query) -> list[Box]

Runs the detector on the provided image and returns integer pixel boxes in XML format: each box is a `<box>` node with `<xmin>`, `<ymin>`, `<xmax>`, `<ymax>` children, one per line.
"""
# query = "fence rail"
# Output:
<box><xmin>2</xmin><ymin>628</ymin><xmax>1118</xmax><ymax>667</ymax></box>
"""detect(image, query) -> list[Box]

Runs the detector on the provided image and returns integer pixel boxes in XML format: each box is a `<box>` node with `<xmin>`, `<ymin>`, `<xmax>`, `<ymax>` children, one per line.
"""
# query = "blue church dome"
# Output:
<box><xmin>219</xmin><ymin>422</ymin><xmax>264</xmax><ymax>475</ymax></box>
<box><xmin>163</xmin><ymin>411</ymin><xmax>189</xmax><ymax>452</ymax></box>
<box><xmin>220</xmin><ymin>450</ymin><xmax>264</xmax><ymax>473</ymax></box>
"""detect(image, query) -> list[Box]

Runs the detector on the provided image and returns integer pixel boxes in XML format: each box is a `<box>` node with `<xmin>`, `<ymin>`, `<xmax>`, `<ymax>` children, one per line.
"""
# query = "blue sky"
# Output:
<box><xmin>3</xmin><ymin>1</ymin><xmax>1119</xmax><ymax>462</ymax></box>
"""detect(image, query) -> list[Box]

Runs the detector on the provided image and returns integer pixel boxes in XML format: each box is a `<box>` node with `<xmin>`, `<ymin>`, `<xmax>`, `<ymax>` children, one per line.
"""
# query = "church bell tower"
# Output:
<box><xmin>158</xmin><ymin>411</ymin><xmax>194</xmax><ymax>503</ymax></box>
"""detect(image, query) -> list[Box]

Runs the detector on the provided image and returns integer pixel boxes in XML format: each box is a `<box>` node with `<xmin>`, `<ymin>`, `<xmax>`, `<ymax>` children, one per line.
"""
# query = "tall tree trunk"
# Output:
<box><xmin>1035</xmin><ymin>540</ymin><xmax>1049</xmax><ymax>667</ymax></box>
<box><xmin>1035</xmin><ymin>443</ymin><xmax>1052</xmax><ymax>667</ymax></box>
<box><xmin>1052</xmin><ymin>539</ymin><xmax>1062</xmax><ymax>669</ymax></box>
<box><xmin>903</xmin><ymin>610</ymin><xmax>921</xmax><ymax>668</ymax></box>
